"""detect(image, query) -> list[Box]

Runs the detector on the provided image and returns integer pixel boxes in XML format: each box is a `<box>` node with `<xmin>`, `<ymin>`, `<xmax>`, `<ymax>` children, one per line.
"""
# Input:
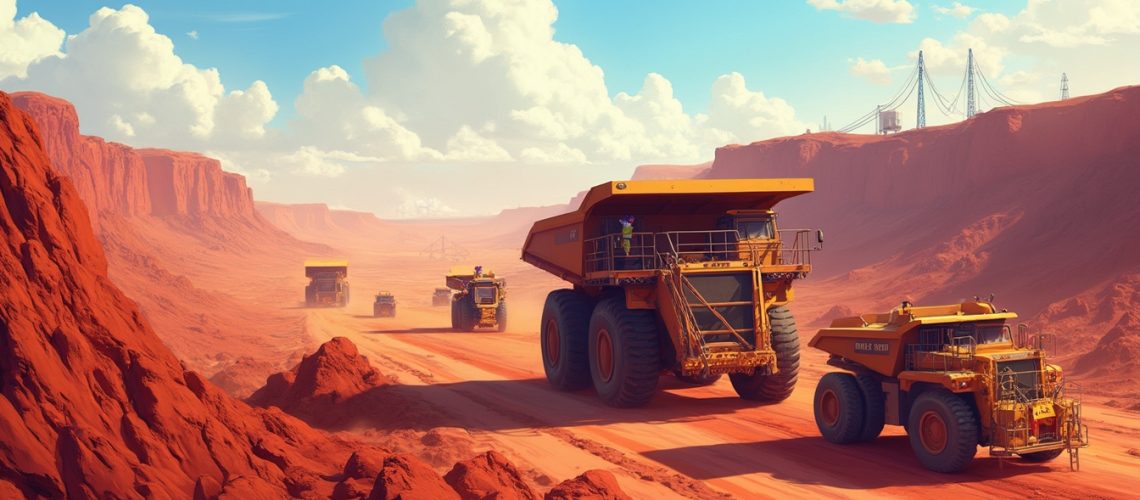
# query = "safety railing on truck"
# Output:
<box><xmin>904</xmin><ymin>329</ymin><xmax>977</xmax><ymax>372</ymax></box>
<box><xmin>988</xmin><ymin>378</ymin><xmax>1088</xmax><ymax>468</ymax></box>
<box><xmin>583</xmin><ymin>229</ymin><xmax>816</xmax><ymax>273</ymax></box>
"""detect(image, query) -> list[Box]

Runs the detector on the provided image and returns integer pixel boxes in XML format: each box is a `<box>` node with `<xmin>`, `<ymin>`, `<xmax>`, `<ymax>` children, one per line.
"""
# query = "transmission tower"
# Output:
<box><xmin>966</xmin><ymin>48</ymin><xmax>977</xmax><ymax>118</ymax></box>
<box><xmin>422</xmin><ymin>235</ymin><xmax>469</xmax><ymax>262</ymax></box>
<box><xmin>916</xmin><ymin>50</ymin><xmax>926</xmax><ymax>128</ymax></box>
<box><xmin>1061</xmin><ymin>73</ymin><xmax>1070</xmax><ymax>100</ymax></box>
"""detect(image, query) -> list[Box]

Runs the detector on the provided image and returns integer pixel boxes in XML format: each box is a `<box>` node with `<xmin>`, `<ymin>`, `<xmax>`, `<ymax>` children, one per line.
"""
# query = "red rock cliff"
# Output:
<box><xmin>138</xmin><ymin>148</ymin><xmax>258</xmax><ymax>218</ymax></box>
<box><xmin>702</xmin><ymin>86</ymin><xmax>1140</xmax><ymax>315</ymax></box>
<box><xmin>11</xmin><ymin>92</ymin><xmax>152</xmax><ymax>217</ymax></box>
<box><xmin>0</xmin><ymin>91</ymin><xmax>358</xmax><ymax>497</ymax></box>
<box><xmin>11</xmin><ymin>92</ymin><xmax>262</xmax><ymax>223</ymax></box>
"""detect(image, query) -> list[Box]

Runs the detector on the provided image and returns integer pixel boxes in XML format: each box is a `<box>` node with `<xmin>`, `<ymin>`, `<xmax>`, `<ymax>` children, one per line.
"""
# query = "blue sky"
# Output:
<box><xmin>15</xmin><ymin>0</ymin><xmax>1027</xmax><ymax>130</ymax></box>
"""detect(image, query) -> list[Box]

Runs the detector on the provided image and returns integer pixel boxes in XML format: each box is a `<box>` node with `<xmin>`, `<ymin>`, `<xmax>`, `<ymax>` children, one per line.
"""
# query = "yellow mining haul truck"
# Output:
<box><xmin>810</xmin><ymin>300</ymin><xmax>1089</xmax><ymax>473</ymax></box>
<box><xmin>304</xmin><ymin>260</ymin><xmax>349</xmax><ymax>307</ymax></box>
<box><xmin>432</xmin><ymin>287</ymin><xmax>452</xmax><ymax>307</ymax></box>
<box><xmin>447</xmin><ymin>266</ymin><xmax>507</xmax><ymax>332</ymax></box>
<box><xmin>373</xmin><ymin>292</ymin><xmax>397</xmax><ymax>318</ymax></box>
<box><xmin>522</xmin><ymin>179</ymin><xmax>822</xmax><ymax>408</ymax></box>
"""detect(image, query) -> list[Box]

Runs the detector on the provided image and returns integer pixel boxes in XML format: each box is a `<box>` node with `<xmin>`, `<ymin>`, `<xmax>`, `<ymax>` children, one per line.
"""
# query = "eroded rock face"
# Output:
<box><xmin>0</xmin><ymin>91</ymin><xmax>355</xmax><ymax>498</ymax></box>
<box><xmin>544</xmin><ymin>470</ymin><xmax>631</xmax><ymax>500</ymax></box>
<box><xmin>444</xmin><ymin>451</ymin><xmax>539</xmax><ymax>500</ymax></box>
<box><xmin>247</xmin><ymin>337</ymin><xmax>388</xmax><ymax>425</ymax></box>
<box><xmin>137</xmin><ymin>148</ymin><xmax>257</xmax><ymax>218</ymax></box>
<box><xmin>369</xmin><ymin>454</ymin><xmax>461</xmax><ymax>500</ymax></box>
<box><xmin>11</xmin><ymin>92</ymin><xmax>265</xmax><ymax>222</ymax></box>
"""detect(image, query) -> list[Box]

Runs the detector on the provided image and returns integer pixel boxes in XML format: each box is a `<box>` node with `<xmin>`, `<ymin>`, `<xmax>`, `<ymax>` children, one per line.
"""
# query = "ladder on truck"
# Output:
<box><xmin>661</xmin><ymin>260</ymin><xmax>766</xmax><ymax>373</ymax></box>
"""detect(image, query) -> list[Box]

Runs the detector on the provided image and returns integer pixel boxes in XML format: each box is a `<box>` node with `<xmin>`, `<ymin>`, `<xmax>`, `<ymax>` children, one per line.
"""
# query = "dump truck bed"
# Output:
<box><xmin>521</xmin><ymin>179</ymin><xmax>814</xmax><ymax>285</ymax></box>
<box><xmin>304</xmin><ymin>259</ymin><xmax>349</xmax><ymax>277</ymax></box>
<box><xmin>446</xmin><ymin>265</ymin><xmax>502</xmax><ymax>290</ymax></box>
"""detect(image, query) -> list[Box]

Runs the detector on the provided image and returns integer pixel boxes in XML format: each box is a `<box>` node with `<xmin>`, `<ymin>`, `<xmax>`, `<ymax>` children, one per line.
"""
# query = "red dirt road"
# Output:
<box><xmin>297</xmin><ymin>293</ymin><xmax>1140</xmax><ymax>499</ymax></box>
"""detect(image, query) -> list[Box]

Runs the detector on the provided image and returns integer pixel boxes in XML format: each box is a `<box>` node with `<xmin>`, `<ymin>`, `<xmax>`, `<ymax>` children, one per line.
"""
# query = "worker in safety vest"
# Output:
<box><xmin>619</xmin><ymin>216</ymin><xmax>635</xmax><ymax>256</ymax></box>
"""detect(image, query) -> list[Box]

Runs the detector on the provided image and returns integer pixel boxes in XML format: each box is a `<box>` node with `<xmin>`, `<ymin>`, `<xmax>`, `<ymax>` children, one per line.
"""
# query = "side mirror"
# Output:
<box><xmin>815</xmin><ymin>229</ymin><xmax>824</xmax><ymax>248</ymax></box>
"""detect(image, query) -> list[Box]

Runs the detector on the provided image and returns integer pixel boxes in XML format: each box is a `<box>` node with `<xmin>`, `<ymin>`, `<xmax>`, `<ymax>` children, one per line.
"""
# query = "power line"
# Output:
<box><xmin>837</xmin><ymin>47</ymin><xmax>1021</xmax><ymax>134</ymax></box>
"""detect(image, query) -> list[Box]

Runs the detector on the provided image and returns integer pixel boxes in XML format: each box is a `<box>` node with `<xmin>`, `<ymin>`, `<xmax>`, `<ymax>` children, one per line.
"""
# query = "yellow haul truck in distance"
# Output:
<box><xmin>447</xmin><ymin>266</ymin><xmax>507</xmax><ymax>332</ymax></box>
<box><xmin>304</xmin><ymin>260</ymin><xmax>349</xmax><ymax>307</ymax></box>
<box><xmin>810</xmin><ymin>300</ymin><xmax>1089</xmax><ymax>473</ymax></box>
<box><xmin>522</xmin><ymin>179</ymin><xmax>822</xmax><ymax>408</ymax></box>
<box><xmin>373</xmin><ymin>292</ymin><xmax>397</xmax><ymax>317</ymax></box>
<box><xmin>432</xmin><ymin>287</ymin><xmax>452</xmax><ymax>307</ymax></box>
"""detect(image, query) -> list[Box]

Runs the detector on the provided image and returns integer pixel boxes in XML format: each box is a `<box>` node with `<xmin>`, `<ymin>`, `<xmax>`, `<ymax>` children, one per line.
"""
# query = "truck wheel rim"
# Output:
<box><xmin>597</xmin><ymin>328</ymin><xmax>614</xmax><ymax>382</ymax></box>
<box><xmin>545</xmin><ymin>319</ymin><xmax>560</xmax><ymax>365</ymax></box>
<box><xmin>819</xmin><ymin>389</ymin><xmax>840</xmax><ymax>427</ymax></box>
<box><xmin>919</xmin><ymin>411</ymin><xmax>949</xmax><ymax>454</ymax></box>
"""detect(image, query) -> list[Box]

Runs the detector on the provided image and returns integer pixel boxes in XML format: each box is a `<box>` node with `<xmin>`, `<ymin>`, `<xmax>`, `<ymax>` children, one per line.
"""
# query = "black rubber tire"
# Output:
<box><xmin>450</xmin><ymin>299</ymin><xmax>459</xmax><ymax>330</ymax></box>
<box><xmin>675</xmin><ymin>372</ymin><xmax>723</xmax><ymax>386</ymax></box>
<box><xmin>459</xmin><ymin>295</ymin><xmax>478</xmax><ymax>332</ymax></box>
<box><xmin>814</xmin><ymin>372</ymin><xmax>866</xmax><ymax>444</ymax></box>
<box><xmin>540</xmin><ymin>290</ymin><xmax>593</xmax><ymax>391</ymax></box>
<box><xmin>729</xmin><ymin>306</ymin><xmax>800</xmax><ymax>402</ymax></box>
<box><xmin>856</xmin><ymin>373</ymin><xmax>886</xmax><ymax>442</ymax></box>
<box><xmin>1018</xmin><ymin>448</ymin><xmax>1065</xmax><ymax>462</ymax></box>
<box><xmin>907</xmin><ymin>390</ymin><xmax>979</xmax><ymax>473</ymax></box>
<box><xmin>588</xmin><ymin>297</ymin><xmax>660</xmax><ymax>408</ymax></box>
<box><xmin>496</xmin><ymin>302</ymin><xmax>508</xmax><ymax>332</ymax></box>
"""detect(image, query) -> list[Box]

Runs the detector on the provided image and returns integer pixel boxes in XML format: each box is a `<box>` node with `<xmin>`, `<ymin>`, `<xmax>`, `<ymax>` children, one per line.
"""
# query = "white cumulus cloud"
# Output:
<box><xmin>1</xmin><ymin>5</ymin><xmax>277</xmax><ymax>150</ymax></box>
<box><xmin>849</xmin><ymin>57</ymin><xmax>892</xmax><ymax>85</ymax></box>
<box><xmin>394</xmin><ymin>188</ymin><xmax>457</xmax><ymax>218</ymax></box>
<box><xmin>933</xmin><ymin>2</ymin><xmax>974</xmax><ymax>19</ymax></box>
<box><xmin>807</xmin><ymin>0</ymin><xmax>916</xmax><ymax>24</ymax></box>
<box><xmin>0</xmin><ymin>0</ymin><xmax>65</xmax><ymax>79</ymax></box>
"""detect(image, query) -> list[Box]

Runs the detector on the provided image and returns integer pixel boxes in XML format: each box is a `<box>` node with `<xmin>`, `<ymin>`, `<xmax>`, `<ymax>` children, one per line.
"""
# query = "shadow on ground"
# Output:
<box><xmin>641</xmin><ymin>436</ymin><xmax>1055</xmax><ymax>488</ymax></box>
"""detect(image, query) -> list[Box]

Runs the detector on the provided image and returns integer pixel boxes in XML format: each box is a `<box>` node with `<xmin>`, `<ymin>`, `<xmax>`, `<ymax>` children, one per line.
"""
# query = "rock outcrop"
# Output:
<box><xmin>247</xmin><ymin>337</ymin><xmax>392</xmax><ymax>427</ymax></box>
<box><xmin>444</xmin><ymin>451</ymin><xmax>539</xmax><ymax>500</ymax></box>
<box><xmin>0</xmin><ymin>90</ymin><xmax>359</xmax><ymax>498</ymax></box>
<box><xmin>369</xmin><ymin>454</ymin><xmax>461</xmax><ymax>500</ymax></box>
<box><xmin>11</xmin><ymin>91</ymin><xmax>329</xmax><ymax>395</ymax></box>
<box><xmin>544</xmin><ymin>470</ymin><xmax>630</xmax><ymax>500</ymax></box>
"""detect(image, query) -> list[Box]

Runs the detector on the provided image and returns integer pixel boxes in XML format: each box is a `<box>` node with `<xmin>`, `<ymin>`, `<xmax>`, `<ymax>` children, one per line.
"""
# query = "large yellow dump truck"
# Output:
<box><xmin>447</xmin><ymin>266</ymin><xmax>507</xmax><ymax>332</ymax></box>
<box><xmin>810</xmin><ymin>300</ymin><xmax>1089</xmax><ymax>472</ymax></box>
<box><xmin>522</xmin><ymin>179</ymin><xmax>822</xmax><ymax>407</ymax></box>
<box><xmin>304</xmin><ymin>260</ymin><xmax>349</xmax><ymax>307</ymax></box>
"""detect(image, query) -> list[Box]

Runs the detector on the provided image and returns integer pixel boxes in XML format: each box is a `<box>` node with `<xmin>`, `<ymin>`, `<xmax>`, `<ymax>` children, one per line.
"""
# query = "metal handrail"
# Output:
<box><xmin>583</xmin><ymin>228</ymin><xmax>817</xmax><ymax>273</ymax></box>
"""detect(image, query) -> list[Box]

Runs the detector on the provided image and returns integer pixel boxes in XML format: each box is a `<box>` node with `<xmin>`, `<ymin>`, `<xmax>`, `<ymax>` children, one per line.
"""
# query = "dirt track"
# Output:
<box><xmin>299</xmin><ymin>296</ymin><xmax>1140</xmax><ymax>499</ymax></box>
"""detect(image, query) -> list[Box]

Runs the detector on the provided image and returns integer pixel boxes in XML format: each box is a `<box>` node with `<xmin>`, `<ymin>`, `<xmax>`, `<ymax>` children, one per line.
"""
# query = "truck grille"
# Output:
<box><xmin>996</xmin><ymin>359</ymin><xmax>1044</xmax><ymax>401</ymax></box>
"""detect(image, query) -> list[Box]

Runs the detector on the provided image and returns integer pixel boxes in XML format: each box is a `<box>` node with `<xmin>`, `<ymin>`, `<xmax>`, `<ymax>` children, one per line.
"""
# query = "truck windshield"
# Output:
<box><xmin>737</xmin><ymin>219</ymin><xmax>774</xmax><ymax>240</ymax></box>
<box><xmin>953</xmin><ymin>322</ymin><xmax>1010</xmax><ymax>344</ymax></box>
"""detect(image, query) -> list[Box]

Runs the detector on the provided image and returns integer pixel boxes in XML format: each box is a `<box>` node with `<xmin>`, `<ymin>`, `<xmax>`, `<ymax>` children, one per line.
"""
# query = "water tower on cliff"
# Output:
<box><xmin>877</xmin><ymin>108</ymin><xmax>901</xmax><ymax>134</ymax></box>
